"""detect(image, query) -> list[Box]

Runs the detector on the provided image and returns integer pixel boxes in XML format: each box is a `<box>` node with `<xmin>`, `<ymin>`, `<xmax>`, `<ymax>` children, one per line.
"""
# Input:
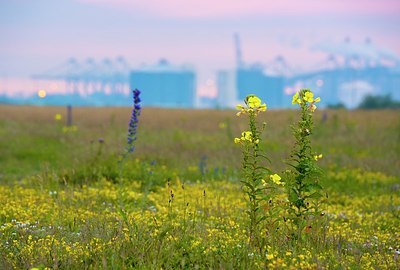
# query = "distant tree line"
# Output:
<box><xmin>358</xmin><ymin>94</ymin><xmax>400</xmax><ymax>109</ymax></box>
<box><xmin>327</xmin><ymin>94</ymin><xmax>400</xmax><ymax>110</ymax></box>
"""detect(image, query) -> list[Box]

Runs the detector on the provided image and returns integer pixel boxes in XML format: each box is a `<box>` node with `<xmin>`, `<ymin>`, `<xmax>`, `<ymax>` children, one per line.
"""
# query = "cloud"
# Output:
<box><xmin>79</xmin><ymin>0</ymin><xmax>400</xmax><ymax>18</ymax></box>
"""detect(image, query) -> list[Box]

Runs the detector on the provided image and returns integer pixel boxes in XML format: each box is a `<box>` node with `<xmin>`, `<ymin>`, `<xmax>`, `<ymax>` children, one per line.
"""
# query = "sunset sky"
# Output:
<box><xmin>1</xmin><ymin>0</ymin><xmax>399</xmax><ymax>96</ymax></box>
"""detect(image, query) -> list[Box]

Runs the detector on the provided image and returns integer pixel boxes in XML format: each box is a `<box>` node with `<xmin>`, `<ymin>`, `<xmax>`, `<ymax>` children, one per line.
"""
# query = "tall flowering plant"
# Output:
<box><xmin>125</xmin><ymin>89</ymin><xmax>142</xmax><ymax>155</ymax></box>
<box><xmin>235</xmin><ymin>95</ymin><xmax>278</xmax><ymax>249</ymax></box>
<box><xmin>285</xmin><ymin>89</ymin><xmax>325</xmax><ymax>240</ymax></box>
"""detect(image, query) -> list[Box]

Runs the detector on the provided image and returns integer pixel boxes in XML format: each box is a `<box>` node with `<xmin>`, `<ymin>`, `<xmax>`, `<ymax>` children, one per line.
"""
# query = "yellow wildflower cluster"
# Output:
<box><xmin>236</xmin><ymin>95</ymin><xmax>267</xmax><ymax>116</ymax></box>
<box><xmin>234</xmin><ymin>131</ymin><xmax>259</xmax><ymax>144</ymax></box>
<box><xmin>62</xmin><ymin>125</ymin><xmax>78</xmax><ymax>133</ymax></box>
<box><xmin>0</xmin><ymin>168</ymin><xmax>398</xmax><ymax>269</ymax></box>
<box><xmin>292</xmin><ymin>90</ymin><xmax>321</xmax><ymax>112</ymax></box>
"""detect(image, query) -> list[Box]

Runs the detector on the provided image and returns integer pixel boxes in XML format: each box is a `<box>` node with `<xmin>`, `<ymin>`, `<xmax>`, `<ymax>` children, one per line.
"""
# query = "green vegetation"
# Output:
<box><xmin>358</xmin><ymin>94</ymin><xmax>400</xmax><ymax>109</ymax></box>
<box><xmin>0</xmin><ymin>103</ymin><xmax>399</xmax><ymax>269</ymax></box>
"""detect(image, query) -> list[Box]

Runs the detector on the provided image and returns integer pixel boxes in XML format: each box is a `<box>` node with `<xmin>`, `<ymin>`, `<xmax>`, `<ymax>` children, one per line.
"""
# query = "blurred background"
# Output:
<box><xmin>1</xmin><ymin>0</ymin><xmax>399</xmax><ymax>109</ymax></box>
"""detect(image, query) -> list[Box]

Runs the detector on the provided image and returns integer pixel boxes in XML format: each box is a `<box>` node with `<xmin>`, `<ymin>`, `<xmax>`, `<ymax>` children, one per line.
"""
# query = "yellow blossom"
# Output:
<box><xmin>303</xmin><ymin>91</ymin><xmax>314</xmax><ymax>102</ymax></box>
<box><xmin>270</xmin><ymin>174</ymin><xmax>284</xmax><ymax>185</ymax></box>
<box><xmin>314</xmin><ymin>154</ymin><xmax>323</xmax><ymax>161</ymax></box>
<box><xmin>236</xmin><ymin>104</ymin><xmax>245</xmax><ymax>110</ymax></box>
<box><xmin>234</xmin><ymin>138</ymin><xmax>241</xmax><ymax>144</ymax></box>
<box><xmin>261</xmin><ymin>179</ymin><xmax>267</xmax><ymax>186</ymax></box>
<box><xmin>258</xmin><ymin>103</ymin><xmax>267</xmax><ymax>112</ymax></box>
<box><xmin>246</xmin><ymin>95</ymin><xmax>261</xmax><ymax>108</ymax></box>
<box><xmin>236</xmin><ymin>104</ymin><xmax>247</xmax><ymax>116</ymax></box>
<box><xmin>292</xmin><ymin>92</ymin><xmax>302</xmax><ymax>104</ymax></box>
<box><xmin>242</xmin><ymin>131</ymin><xmax>252</xmax><ymax>141</ymax></box>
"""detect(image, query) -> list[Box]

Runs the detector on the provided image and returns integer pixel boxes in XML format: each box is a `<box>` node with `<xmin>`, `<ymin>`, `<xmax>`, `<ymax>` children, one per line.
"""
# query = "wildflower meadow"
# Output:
<box><xmin>0</xmin><ymin>89</ymin><xmax>399</xmax><ymax>269</ymax></box>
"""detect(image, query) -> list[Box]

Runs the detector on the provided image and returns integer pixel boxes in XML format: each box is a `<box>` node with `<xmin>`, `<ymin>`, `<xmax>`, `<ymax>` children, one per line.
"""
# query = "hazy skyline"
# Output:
<box><xmin>1</xmin><ymin>0</ymin><xmax>400</xmax><ymax>96</ymax></box>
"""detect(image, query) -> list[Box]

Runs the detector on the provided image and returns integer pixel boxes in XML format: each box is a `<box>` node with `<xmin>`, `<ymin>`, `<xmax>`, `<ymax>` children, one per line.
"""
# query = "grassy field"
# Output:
<box><xmin>0</xmin><ymin>105</ymin><xmax>399</xmax><ymax>269</ymax></box>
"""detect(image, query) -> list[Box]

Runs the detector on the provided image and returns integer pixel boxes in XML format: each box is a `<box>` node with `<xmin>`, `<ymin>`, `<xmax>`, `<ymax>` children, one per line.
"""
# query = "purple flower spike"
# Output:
<box><xmin>126</xmin><ymin>89</ymin><xmax>142</xmax><ymax>154</ymax></box>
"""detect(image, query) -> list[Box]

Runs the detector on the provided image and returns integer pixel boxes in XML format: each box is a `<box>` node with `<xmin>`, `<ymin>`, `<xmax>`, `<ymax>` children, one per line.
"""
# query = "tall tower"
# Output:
<box><xmin>234</xmin><ymin>33</ymin><xmax>244</xmax><ymax>69</ymax></box>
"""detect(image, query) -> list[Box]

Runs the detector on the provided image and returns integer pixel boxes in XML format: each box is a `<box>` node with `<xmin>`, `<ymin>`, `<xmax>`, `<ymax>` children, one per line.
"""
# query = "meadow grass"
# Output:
<box><xmin>0</xmin><ymin>105</ymin><xmax>399</xmax><ymax>269</ymax></box>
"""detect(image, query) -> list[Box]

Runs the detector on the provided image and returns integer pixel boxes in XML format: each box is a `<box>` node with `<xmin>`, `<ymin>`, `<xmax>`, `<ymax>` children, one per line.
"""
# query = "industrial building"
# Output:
<box><xmin>217</xmin><ymin>34</ymin><xmax>287</xmax><ymax>109</ymax></box>
<box><xmin>129</xmin><ymin>59</ymin><xmax>196</xmax><ymax>108</ymax></box>
<box><xmin>217</xmin><ymin>35</ymin><xmax>400</xmax><ymax>109</ymax></box>
<box><xmin>217</xmin><ymin>68</ymin><xmax>285</xmax><ymax>109</ymax></box>
<box><xmin>6</xmin><ymin>35</ymin><xmax>398</xmax><ymax>108</ymax></box>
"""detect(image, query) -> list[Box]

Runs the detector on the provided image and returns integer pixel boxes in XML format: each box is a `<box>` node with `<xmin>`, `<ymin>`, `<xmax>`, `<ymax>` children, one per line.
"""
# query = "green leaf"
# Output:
<box><xmin>306</xmin><ymin>192</ymin><xmax>323</xmax><ymax>199</ymax></box>
<box><xmin>288</xmin><ymin>188</ymin><xmax>298</xmax><ymax>203</ymax></box>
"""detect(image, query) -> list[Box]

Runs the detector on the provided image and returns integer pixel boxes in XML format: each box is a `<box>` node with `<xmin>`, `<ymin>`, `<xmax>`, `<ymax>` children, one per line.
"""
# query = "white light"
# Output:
<box><xmin>38</xmin><ymin>89</ymin><xmax>47</xmax><ymax>98</ymax></box>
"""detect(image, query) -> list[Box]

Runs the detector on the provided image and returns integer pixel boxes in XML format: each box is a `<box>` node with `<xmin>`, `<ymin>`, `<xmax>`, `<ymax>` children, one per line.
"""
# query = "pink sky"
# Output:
<box><xmin>81</xmin><ymin>0</ymin><xmax>400</xmax><ymax>17</ymax></box>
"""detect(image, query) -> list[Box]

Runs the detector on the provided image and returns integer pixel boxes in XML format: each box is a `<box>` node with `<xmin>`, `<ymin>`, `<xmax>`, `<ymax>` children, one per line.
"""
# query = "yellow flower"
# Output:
<box><xmin>261</xmin><ymin>179</ymin><xmax>267</xmax><ymax>186</ymax></box>
<box><xmin>236</xmin><ymin>104</ymin><xmax>245</xmax><ymax>110</ymax></box>
<box><xmin>292</xmin><ymin>92</ymin><xmax>302</xmax><ymax>104</ymax></box>
<box><xmin>292</xmin><ymin>92</ymin><xmax>299</xmax><ymax>104</ymax></box>
<box><xmin>314</xmin><ymin>97</ymin><xmax>321</xmax><ymax>103</ymax></box>
<box><xmin>313</xmin><ymin>154</ymin><xmax>323</xmax><ymax>161</ymax></box>
<box><xmin>54</xmin><ymin>113</ymin><xmax>62</xmax><ymax>121</ymax></box>
<box><xmin>236</xmin><ymin>104</ymin><xmax>247</xmax><ymax>116</ymax></box>
<box><xmin>270</xmin><ymin>174</ymin><xmax>284</xmax><ymax>185</ymax></box>
<box><xmin>303</xmin><ymin>91</ymin><xmax>314</xmax><ymax>102</ymax></box>
<box><xmin>62</xmin><ymin>125</ymin><xmax>78</xmax><ymax>133</ymax></box>
<box><xmin>241</xmin><ymin>131</ymin><xmax>252</xmax><ymax>141</ymax></box>
<box><xmin>266</xmin><ymin>253</ymin><xmax>274</xmax><ymax>260</ymax></box>
<box><xmin>246</xmin><ymin>95</ymin><xmax>261</xmax><ymax>108</ymax></box>
<box><xmin>235</xmin><ymin>131</ymin><xmax>259</xmax><ymax>144</ymax></box>
<box><xmin>258</xmin><ymin>103</ymin><xmax>267</xmax><ymax>112</ymax></box>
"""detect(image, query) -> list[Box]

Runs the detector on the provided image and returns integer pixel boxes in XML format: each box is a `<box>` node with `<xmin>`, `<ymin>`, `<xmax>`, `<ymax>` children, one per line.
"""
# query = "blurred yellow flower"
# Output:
<box><xmin>55</xmin><ymin>113</ymin><xmax>62</xmax><ymax>121</ymax></box>
<box><xmin>62</xmin><ymin>125</ymin><xmax>78</xmax><ymax>133</ymax></box>
<box><xmin>261</xmin><ymin>179</ymin><xmax>267</xmax><ymax>186</ymax></box>
<box><xmin>236</xmin><ymin>104</ymin><xmax>247</xmax><ymax>116</ymax></box>
<box><xmin>236</xmin><ymin>104</ymin><xmax>245</xmax><ymax>110</ymax></box>
<box><xmin>292</xmin><ymin>92</ymin><xmax>301</xmax><ymax>104</ymax></box>
<box><xmin>314</xmin><ymin>154</ymin><xmax>323</xmax><ymax>161</ymax></box>
<box><xmin>218</xmin><ymin>122</ymin><xmax>227</xmax><ymax>129</ymax></box>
